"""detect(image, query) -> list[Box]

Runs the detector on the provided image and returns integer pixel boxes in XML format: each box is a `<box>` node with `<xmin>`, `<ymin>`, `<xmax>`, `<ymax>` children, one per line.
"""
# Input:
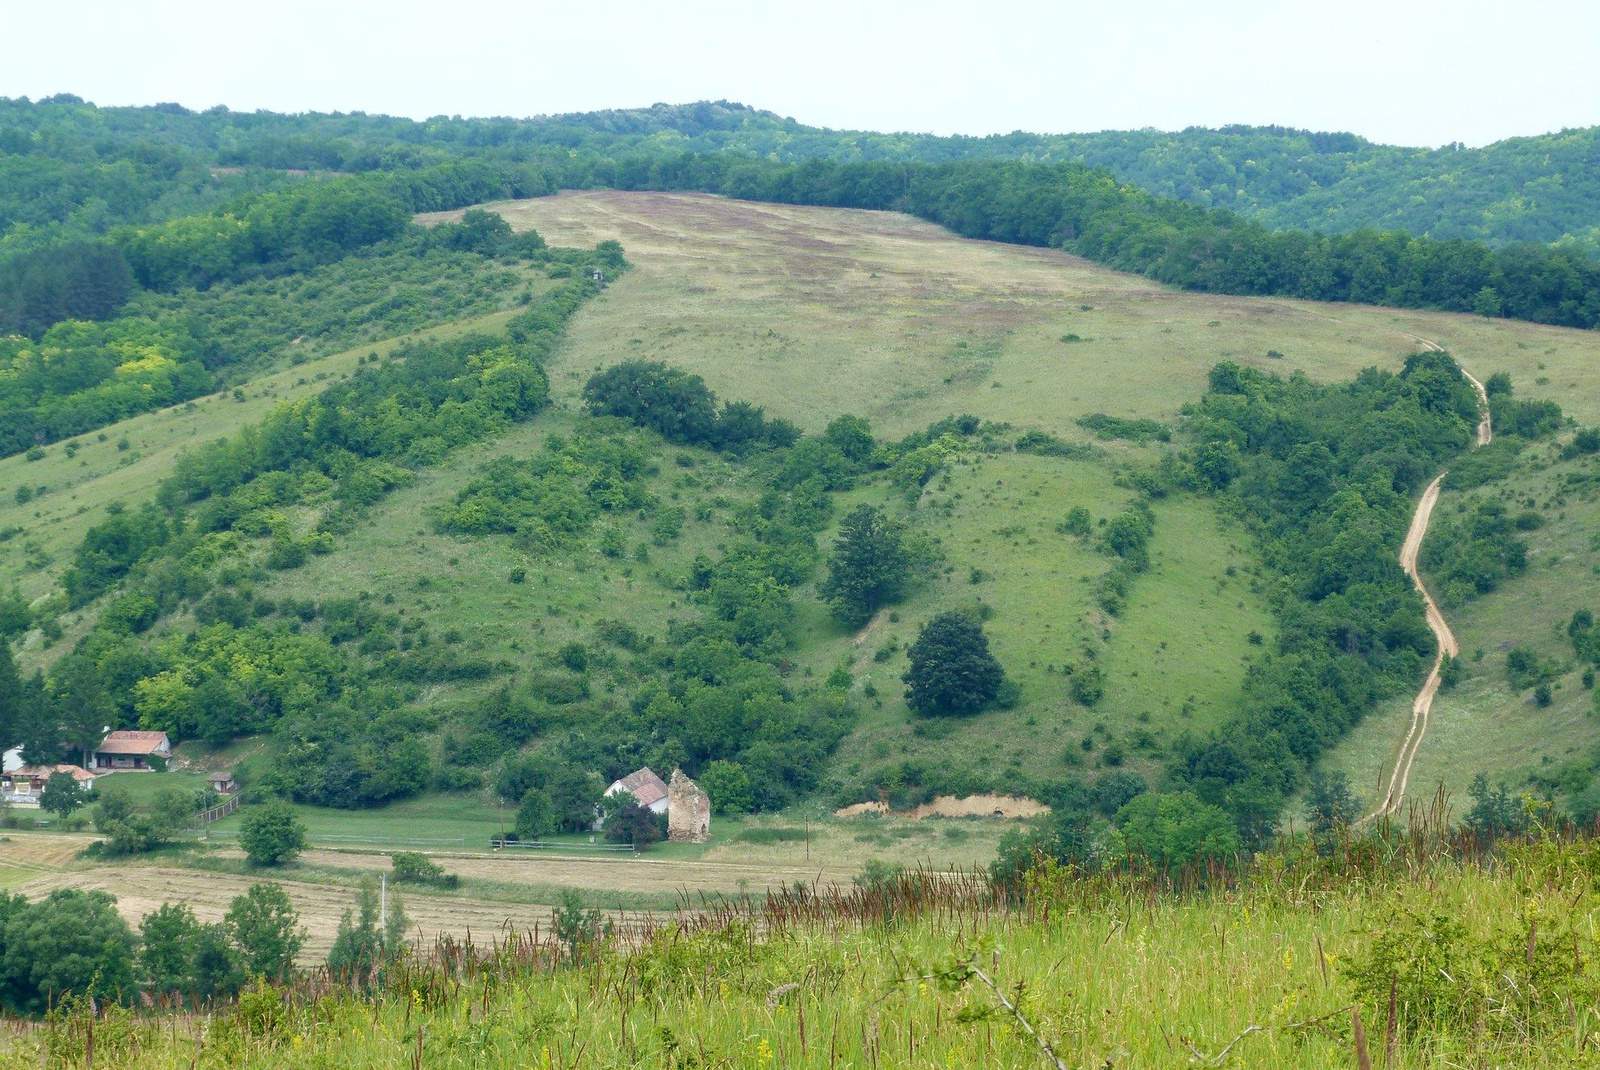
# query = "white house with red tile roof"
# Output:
<box><xmin>604</xmin><ymin>767</ymin><xmax>670</xmax><ymax>814</ymax></box>
<box><xmin>93</xmin><ymin>730</ymin><xmax>172</xmax><ymax>770</ymax></box>
<box><xmin>2</xmin><ymin>763</ymin><xmax>95</xmax><ymax>804</ymax></box>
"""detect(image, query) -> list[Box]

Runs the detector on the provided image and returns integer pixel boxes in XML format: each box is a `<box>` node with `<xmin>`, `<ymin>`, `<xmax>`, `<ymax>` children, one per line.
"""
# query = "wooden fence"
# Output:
<box><xmin>193</xmin><ymin>794</ymin><xmax>239</xmax><ymax>826</ymax></box>
<box><xmin>489</xmin><ymin>837</ymin><xmax>637</xmax><ymax>855</ymax></box>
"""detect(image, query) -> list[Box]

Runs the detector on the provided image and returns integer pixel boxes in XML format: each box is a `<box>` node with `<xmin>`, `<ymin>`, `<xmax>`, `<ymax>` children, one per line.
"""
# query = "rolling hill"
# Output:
<box><xmin>9</xmin><ymin>190</ymin><xmax>1597</xmax><ymax>825</ymax></box>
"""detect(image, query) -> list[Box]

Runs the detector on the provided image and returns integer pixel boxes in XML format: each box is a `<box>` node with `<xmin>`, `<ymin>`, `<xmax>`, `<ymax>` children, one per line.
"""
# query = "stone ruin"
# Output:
<box><xmin>667</xmin><ymin>768</ymin><xmax>711</xmax><ymax>843</ymax></box>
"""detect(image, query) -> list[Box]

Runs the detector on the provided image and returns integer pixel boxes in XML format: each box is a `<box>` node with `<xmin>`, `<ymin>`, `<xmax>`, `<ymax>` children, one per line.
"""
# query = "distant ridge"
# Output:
<box><xmin>5</xmin><ymin>95</ymin><xmax>1600</xmax><ymax>251</ymax></box>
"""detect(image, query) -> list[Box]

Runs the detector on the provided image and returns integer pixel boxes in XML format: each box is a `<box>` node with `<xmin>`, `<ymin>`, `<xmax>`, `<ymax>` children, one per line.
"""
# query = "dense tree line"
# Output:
<box><xmin>9</xmin><ymin>95</ymin><xmax>1600</xmax><ymax>354</ymax></box>
<box><xmin>0</xmin><ymin>878</ymin><xmax>314</xmax><ymax>1014</ymax></box>
<box><xmin>1172</xmin><ymin>353</ymin><xmax>1513</xmax><ymax>839</ymax></box>
<box><xmin>11</xmin><ymin>96</ymin><xmax>1600</xmax><ymax>252</ymax></box>
<box><xmin>1</xmin><ymin>157</ymin><xmax>555</xmax><ymax>338</ymax></box>
<box><xmin>0</xmin><ymin>214</ymin><xmax>567</xmax><ymax>457</ymax></box>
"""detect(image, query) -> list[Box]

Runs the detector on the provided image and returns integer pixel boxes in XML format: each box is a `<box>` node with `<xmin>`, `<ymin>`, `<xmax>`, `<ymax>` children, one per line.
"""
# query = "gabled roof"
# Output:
<box><xmin>96</xmin><ymin>730</ymin><xmax>171</xmax><ymax>755</ymax></box>
<box><xmin>608</xmin><ymin>767</ymin><xmax>668</xmax><ymax>808</ymax></box>
<box><xmin>10</xmin><ymin>763</ymin><xmax>94</xmax><ymax>782</ymax></box>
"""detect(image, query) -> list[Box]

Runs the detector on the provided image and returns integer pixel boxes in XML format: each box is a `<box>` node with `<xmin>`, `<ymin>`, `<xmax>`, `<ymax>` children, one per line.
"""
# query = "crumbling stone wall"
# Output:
<box><xmin>667</xmin><ymin>768</ymin><xmax>711</xmax><ymax>843</ymax></box>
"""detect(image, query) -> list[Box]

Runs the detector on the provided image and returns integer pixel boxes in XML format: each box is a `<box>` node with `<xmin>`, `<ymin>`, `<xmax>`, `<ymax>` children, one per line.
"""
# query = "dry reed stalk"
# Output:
<box><xmin>1352</xmin><ymin>1007</ymin><xmax>1372</xmax><ymax>1070</ymax></box>
<box><xmin>1384</xmin><ymin>976</ymin><xmax>1397</xmax><ymax>1066</ymax></box>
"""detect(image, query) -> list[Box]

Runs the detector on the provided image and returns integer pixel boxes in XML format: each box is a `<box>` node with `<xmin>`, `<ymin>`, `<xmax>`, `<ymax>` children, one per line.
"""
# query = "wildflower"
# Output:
<box><xmin>758</xmin><ymin>1037</ymin><xmax>774</xmax><ymax>1064</ymax></box>
<box><xmin>1281</xmin><ymin>947</ymin><xmax>1294</xmax><ymax>970</ymax></box>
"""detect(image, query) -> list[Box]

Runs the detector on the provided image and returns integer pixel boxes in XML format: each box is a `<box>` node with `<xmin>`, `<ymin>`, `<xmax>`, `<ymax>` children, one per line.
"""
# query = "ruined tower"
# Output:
<box><xmin>667</xmin><ymin>768</ymin><xmax>711</xmax><ymax>843</ymax></box>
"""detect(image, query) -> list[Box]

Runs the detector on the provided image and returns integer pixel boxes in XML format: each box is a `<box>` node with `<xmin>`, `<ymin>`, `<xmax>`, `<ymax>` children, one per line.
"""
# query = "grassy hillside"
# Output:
<box><xmin>435</xmin><ymin>192</ymin><xmax>1600</xmax><ymax>431</ymax></box>
<box><xmin>17</xmin><ymin>832</ymin><xmax>1600</xmax><ymax>1068</ymax></box>
<box><xmin>1318</xmin><ymin>428</ymin><xmax>1600</xmax><ymax>813</ymax></box>
<box><xmin>0</xmin><ymin>306</ymin><xmax>530</xmax><ymax>630</ymax></box>
<box><xmin>12</xmin><ymin>192</ymin><xmax>1600</xmax><ymax>820</ymax></box>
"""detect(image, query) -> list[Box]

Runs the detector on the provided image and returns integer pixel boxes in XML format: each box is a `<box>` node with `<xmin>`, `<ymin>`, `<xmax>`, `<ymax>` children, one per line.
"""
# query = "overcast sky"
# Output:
<box><xmin>6</xmin><ymin>0</ymin><xmax>1596</xmax><ymax>147</ymax></box>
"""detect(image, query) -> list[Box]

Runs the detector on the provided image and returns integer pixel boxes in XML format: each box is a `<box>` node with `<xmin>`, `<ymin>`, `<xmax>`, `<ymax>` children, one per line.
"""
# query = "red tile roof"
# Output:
<box><xmin>608</xmin><ymin>767</ymin><xmax>668</xmax><ymax>808</ymax></box>
<box><xmin>96</xmin><ymin>730</ymin><xmax>171</xmax><ymax>755</ymax></box>
<box><xmin>12</xmin><ymin>763</ymin><xmax>94</xmax><ymax>782</ymax></box>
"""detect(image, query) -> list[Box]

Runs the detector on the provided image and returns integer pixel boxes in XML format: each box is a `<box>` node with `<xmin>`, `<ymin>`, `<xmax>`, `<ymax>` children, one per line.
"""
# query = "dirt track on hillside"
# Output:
<box><xmin>1367</xmin><ymin>349</ymin><xmax>1491</xmax><ymax>818</ymax></box>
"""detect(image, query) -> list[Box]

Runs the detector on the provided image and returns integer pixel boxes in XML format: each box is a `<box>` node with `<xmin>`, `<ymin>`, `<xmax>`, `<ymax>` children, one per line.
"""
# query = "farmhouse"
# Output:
<box><xmin>1</xmin><ymin>763</ymin><xmax>95</xmax><ymax>804</ymax></box>
<box><xmin>605</xmin><ymin>767</ymin><xmax>670</xmax><ymax>814</ymax></box>
<box><xmin>93</xmin><ymin>730</ymin><xmax>172</xmax><ymax>770</ymax></box>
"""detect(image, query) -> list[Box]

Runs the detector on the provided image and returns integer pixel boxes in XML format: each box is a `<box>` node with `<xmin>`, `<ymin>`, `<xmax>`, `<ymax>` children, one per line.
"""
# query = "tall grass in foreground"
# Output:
<box><xmin>9</xmin><ymin>801</ymin><xmax>1600</xmax><ymax>1068</ymax></box>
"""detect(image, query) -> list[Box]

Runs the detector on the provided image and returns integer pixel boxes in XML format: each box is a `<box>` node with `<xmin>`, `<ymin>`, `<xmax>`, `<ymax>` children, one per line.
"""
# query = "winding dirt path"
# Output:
<box><xmin>1367</xmin><ymin>346</ymin><xmax>1491</xmax><ymax>818</ymax></box>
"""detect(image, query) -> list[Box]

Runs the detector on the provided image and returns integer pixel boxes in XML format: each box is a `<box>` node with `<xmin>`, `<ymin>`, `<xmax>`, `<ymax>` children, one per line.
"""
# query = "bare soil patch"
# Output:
<box><xmin>833</xmin><ymin>795</ymin><xmax>1048</xmax><ymax>820</ymax></box>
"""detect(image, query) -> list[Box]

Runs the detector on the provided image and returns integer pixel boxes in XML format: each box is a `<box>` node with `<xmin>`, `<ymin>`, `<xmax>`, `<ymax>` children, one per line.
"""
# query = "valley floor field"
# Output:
<box><xmin>3</xmin><ymin>811</ymin><xmax>1011</xmax><ymax>962</ymax></box>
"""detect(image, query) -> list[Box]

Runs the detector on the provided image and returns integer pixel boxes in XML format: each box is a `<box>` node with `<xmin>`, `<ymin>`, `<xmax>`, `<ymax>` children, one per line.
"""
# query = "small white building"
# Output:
<box><xmin>604</xmin><ymin>767</ymin><xmax>670</xmax><ymax>815</ymax></box>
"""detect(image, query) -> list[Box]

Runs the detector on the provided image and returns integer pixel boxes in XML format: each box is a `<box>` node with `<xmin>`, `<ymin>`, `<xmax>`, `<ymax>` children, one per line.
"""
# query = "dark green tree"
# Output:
<box><xmin>326</xmin><ymin>881</ymin><xmax>382</xmax><ymax>982</ymax></box>
<box><xmin>602</xmin><ymin>794</ymin><xmax>663</xmax><ymax>849</ymax></box>
<box><xmin>0</xmin><ymin>642</ymin><xmax>21</xmax><ymax>754</ymax></box>
<box><xmin>698</xmin><ymin>759</ymin><xmax>754</xmax><ymax>814</ymax></box>
<box><xmin>191</xmin><ymin>922</ymin><xmax>244</xmax><ymax>1000</ymax></box>
<box><xmin>515</xmin><ymin>787</ymin><xmax>557</xmax><ymax>839</ymax></box>
<box><xmin>239</xmin><ymin>800</ymin><xmax>307</xmax><ymax>866</ymax></box>
<box><xmin>820</xmin><ymin>505</ymin><xmax>910</xmax><ymax>627</ymax></box>
<box><xmin>1305</xmin><ymin>769</ymin><xmax>1359</xmax><ymax>836</ymax></box>
<box><xmin>224</xmin><ymin>883</ymin><xmax>303</xmax><ymax>982</ymax></box>
<box><xmin>1111</xmin><ymin>791</ymin><xmax>1242</xmax><ymax>874</ymax></box>
<box><xmin>0</xmin><ymin>889</ymin><xmax>138</xmax><ymax>1013</ymax></box>
<box><xmin>1465</xmin><ymin>773</ymin><xmax>1526</xmax><ymax>840</ymax></box>
<box><xmin>581</xmin><ymin>361</ymin><xmax>718</xmax><ymax>444</ymax></box>
<box><xmin>49</xmin><ymin>654</ymin><xmax>115</xmax><ymax>765</ymax></box>
<box><xmin>37</xmin><ymin>770</ymin><xmax>85</xmax><ymax>819</ymax></box>
<box><xmin>138</xmin><ymin>902</ymin><xmax>200</xmax><ymax>998</ymax></box>
<box><xmin>94</xmin><ymin>789</ymin><xmax>178</xmax><ymax>855</ymax></box>
<box><xmin>902</xmin><ymin>611</ymin><xmax>1006</xmax><ymax>717</ymax></box>
<box><xmin>545</xmin><ymin>765</ymin><xmax>604</xmax><ymax>832</ymax></box>
<box><xmin>822</xmin><ymin>414</ymin><xmax>876</xmax><ymax>466</ymax></box>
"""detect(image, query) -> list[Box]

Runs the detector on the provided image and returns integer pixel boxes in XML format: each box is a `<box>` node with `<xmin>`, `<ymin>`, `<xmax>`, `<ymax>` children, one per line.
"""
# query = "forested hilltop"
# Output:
<box><xmin>7</xmin><ymin>92</ymin><xmax>1600</xmax><ymax>379</ymax></box>
<box><xmin>9</xmin><ymin>95</ymin><xmax>1600</xmax><ymax>253</ymax></box>
<box><xmin>488</xmin><ymin>102</ymin><xmax>1600</xmax><ymax>252</ymax></box>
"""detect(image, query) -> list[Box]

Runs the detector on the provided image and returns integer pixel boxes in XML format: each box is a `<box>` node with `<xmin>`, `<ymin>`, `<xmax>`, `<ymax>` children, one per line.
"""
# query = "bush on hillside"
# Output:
<box><xmin>902</xmin><ymin>611</ymin><xmax>1006</xmax><ymax>717</ymax></box>
<box><xmin>239</xmin><ymin>801</ymin><xmax>307</xmax><ymax>867</ymax></box>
